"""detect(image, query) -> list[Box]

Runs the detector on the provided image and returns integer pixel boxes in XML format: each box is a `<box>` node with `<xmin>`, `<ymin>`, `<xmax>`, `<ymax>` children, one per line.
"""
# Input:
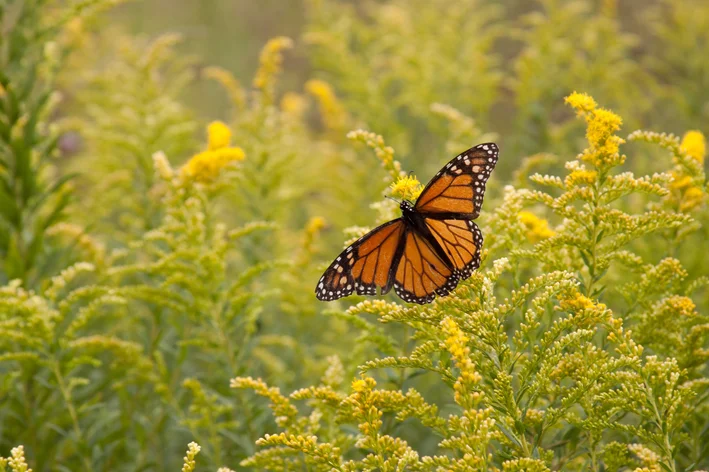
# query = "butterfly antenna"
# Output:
<box><xmin>385</xmin><ymin>195</ymin><xmax>401</xmax><ymax>204</ymax></box>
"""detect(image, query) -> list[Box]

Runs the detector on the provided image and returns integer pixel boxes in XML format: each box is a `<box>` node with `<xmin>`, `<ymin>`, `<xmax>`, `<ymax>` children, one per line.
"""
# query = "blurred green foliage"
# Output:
<box><xmin>1</xmin><ymin>0</ymin><xmax>708</xmax><ymax>470</ymax></box>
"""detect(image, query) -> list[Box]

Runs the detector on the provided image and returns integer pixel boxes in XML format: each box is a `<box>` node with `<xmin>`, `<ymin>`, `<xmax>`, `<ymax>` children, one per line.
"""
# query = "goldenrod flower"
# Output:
<box><xmin>441</xmin><ymin>317</ymin><xmax>481</xmax><ymax>408</ymax></box>
<box><xmin>203</xmin><ymin>66</ymin><xmax>246</xmax><ymax>110</ymax></box>
<box><xmin>680</xmin><ymin>130</ymin><xmax>706</xmax><ymax>164</ymax></box>
<box><xmin>669</xmin><ymin>172</ymin><xmax>692</xmax><ymax>190</ymax></box>
<box><xmin>280</xmin><ymin>92</ymin><xmax>307</xmax><ymax>118</ymax></box>
<box><xmin>664</xmin><ymin>295</ymin><xmax>696</xmax><ymax>317</ymax></box>
<box><xmin>518</xmin><ymin>211</ymin><xmax>554</xmax><ymax>243</ymax></box>
<box><xmin>253</xmin><ymin>36</ymin><xmax>293</xmax><ymax>95</ymax></box>
<box><xmin>181</xmin><ymin>442</ymin><xmax>201</xmax><ymax>472</ymax></box>
<box><xmin>680</xmin><ymin>187</ymin><xmax>704</xmax><ymax>212</ymax></box>
<box><xmin>181</xmin><ymin>121</ymin><xmax>245</xmax><ymax>183</ymax></box>
<box><xmin>566</xmin><ymin>169</ymin><xmax>597</xmax><ymax>186</ymax></box>
<box><xmin>586</xmin><ymin>108</ymin><xmax>623</xmax><ymax>151</ymax></box>
<box><xmin>390</xmin><ymin>175</ymin><xmax>422</xmax><ymax>201</ymax></box>
<box><xmin>347</xmin><ymin>129</ymin><xmax>401</xmax><ymax>180</ymax></box>
<box><xmin>306</xmin><ymin>216</ymin><xmax>326</xmax><ymax>234</ymax></box>
<box><xmin>351</xmin><ymin>378</ymin><xmax>370</xmax><ymax>393</ymax></box>
<box><xmin>63</xmin><ymin>17</ymin><xmax>87</xmax><ymax>48</ymax></box>
<box><xmin>560</xmin><ymin>293</ymin><xmax>597</xmax><ymax>311</ymax></box>
<box><xmin>8</xmin><ymin>446</ymin><xmax>31</xmax><ymax>472</ymax></box>
<box><xmin>565</xmin><ymin>92</ymin><xmax>597</xmax><ymax>115</ymax></box>
<box><xmin>207</xmin><ymin>121</ymin><xmax>231</xmax><ymax>150</ymax></box>
<box><xmin>565</xmin><ymin>92</ymin><xmax>625</xmax><ymax>168</ymax></box>
<box><xmin>305</xmin><ymin>79</ymin><xmax>347</xmax><ymax>130</ymax></box>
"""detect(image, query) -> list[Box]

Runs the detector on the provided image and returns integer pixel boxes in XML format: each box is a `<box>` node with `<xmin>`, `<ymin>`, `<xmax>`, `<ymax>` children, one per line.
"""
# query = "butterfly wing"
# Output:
<box><xmin>424</xmin><ymin>218</ymin><xmax>483</xmax><ymax>280</ymax></box>
<box><xmin>393</xmin><ymin>229</ymin><xmax>459</xmax><ymax>304</ymax></box>
<box><xmin>414</xmin><ymin>143</ymin><xmax>499</xmax><ymax>217</ymax></box>
<box><xmin>315</xmin><ymin>219</ymin><xmax>405</xmax><ymax>301</ymax></box>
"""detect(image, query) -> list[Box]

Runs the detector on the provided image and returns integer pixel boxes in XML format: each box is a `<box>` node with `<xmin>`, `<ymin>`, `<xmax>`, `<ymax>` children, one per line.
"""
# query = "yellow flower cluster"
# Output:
<box><xmin>679</xmin><ymin>187</ymin><xmax>705</xmax><ymax>212</ymax></box>
<box><xmin>253</xmin><ymin>36</ymin><xmax>293</xmax><ymax>94</ymax></box>
<box><xmin>305</xmin><ymin>216</ymin><xmax>326</xmax><ymax>234</ymax></box>
<box><xmin>349</xmin><ymin>377</ymin><xmax>383</xmax><ymax>437</ymax></box>
<box><xmin>565</xmin><ymin>92</ymin><xmax>625</xmax><ymax>169</ymax></box>
<box><xmin>347</xmin><ymin>129</ymin><xmax>402</xmax><ymax>180</ymax></box>
<box><xmin>181</xmin><ymin>121</ymin><xmax>245</xmax><ymax>183</ymax></box>
<box><xmin>8</xmin><ymin>446</ymin><xmax>32</xmax><ymax>472</ymax></box>
<box><xmin>389</xmin><ymin>175</ymin><xmax>423</xmax><ymax>201</ymax></box>
<box><xmin>254</xmin><ymin>433</ymin><xmax>342</xmax><ymax>467</ymax></box>
<box><xmin>628</xmin><ymin>443</ymin><xmax>661</xmax><ymax>471</ymax></box>
<box><xmin>666</xmin><ymin>130</ymin><xmax>707</xmax><ymax>212</ymax></box>
<box><xmin>565</xmin><ymin>92</ymin><xmax>597</xmax><ymax>115</ymax></box>
<box><xmin>518</xmin><ymin>211</ymin><xmax>555</xmax><ymax>243</ymax></box>
<box><xmin>441</xmin><ymin>317</ymin><xmax>481</xmax><ymax>408</ymax></box>
<box><xmin>204</xmin><ymin>66</ymin><xmax>246</xmax><ymax>110</ymax></box>
<box><xmin>181</xmin><ymin>442</ymin><xmax>201</xmax><ymax>472</ymax></box>
<box><xmin>663</xmin><ymin>295</ymin><xmax>697</xmax><ymax>318</ymax></box>
<box><xmin>230</xmin><ymin>377</ymin><xmax>298</xmax><ymax>428</ymax></box>
<box><xmin>565</xmin><ymin>168</ymin><xmax>598</xmax><ymax>187</ymax></box>
<box><xmin>305</xmin><ymin>79</ymin><xmax>347</xmax><ymax>130</ymax></box>
<box><xmin>560</xmin><ymin>293</ymin><xmax>596</xmax><ymax>311</ymax></box>
<box><xmin>681</xmin><ymin>130</ymin><xmax>706</xmax><ymax>165</ymax></box>
<box><xmin>280</xmin><ymin>92</ymin><xmax>307</xmax><ymax>119</ymax></box>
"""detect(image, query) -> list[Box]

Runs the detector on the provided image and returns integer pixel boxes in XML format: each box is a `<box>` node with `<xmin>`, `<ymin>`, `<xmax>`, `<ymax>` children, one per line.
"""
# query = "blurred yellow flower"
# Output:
<box><xmin>680</xmin><ymin>130</ymin><xmax>706</xmax><ymax>164</ymax></box>
<box><xmin>203</xmin><ymin>66</ymin><xmax>246</xmax><ymax>110</ymax></box>
<box><xmin>63</xmin><ymin>17</ymin><xmax>87</xmax><ymax>48</ymax></box>
<box><xmin>181</xmin><ymin>121</ymin><xmax>245</xmax><ymax>183</ymax></box>
<box><xmin>669</xmin><ymin>172</ymin><xmax>693</xmax><ymax>190</ymax></box>
<box><xmin>280</xmin><ymin>92</ymin><xmax>307</xmax><ymax>118</ymax></box>
<box><xmin>389</xmin><ymin>175</ymin><xmax>422</xmax><ymax>201</ymax></box>
<box><xmin>680</xmin><ymin>187</ymin><xmax>704</xmax><ymax>212</ymax></box>
<box><xmin>207</xmin><ymin>121</ymin><xmax>231</xmax><ymax>150</ymax></box>
<box><xmin>518</xmin><ymin>211</ymin><xmax>554</xmax><ymax>243</ymax></box>
<box><xmin>305</xmin><ymin>216</ymin><xmax>326</xmax><ymax>234</ymax></box>
<box><xmin>253</xmin><ymin>36</ymin><xmax>293</xmax><ymax>93</ymax></box>
<box><xmin>305</xmin><ymin>79</ymin><xmax>347</xmax><ymax>130</ymax></box>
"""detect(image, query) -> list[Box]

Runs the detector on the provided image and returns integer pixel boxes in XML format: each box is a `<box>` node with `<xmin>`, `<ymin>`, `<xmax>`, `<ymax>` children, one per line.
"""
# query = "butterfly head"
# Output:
<box><xmin>400</xmin><ymin>200</ymin><xmax>415</xmax><ymax>213</ymax></box>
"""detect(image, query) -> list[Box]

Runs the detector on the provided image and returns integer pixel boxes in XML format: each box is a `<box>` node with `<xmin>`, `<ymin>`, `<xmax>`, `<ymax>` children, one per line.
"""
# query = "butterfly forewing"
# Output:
<box><xmin>415</xmin><ymin>143</ymin><xmax>499</xmax><ymax>217</ymax></box>
<box><xmin>393</xmin><ymin>230</ymin><xmax>459</xmax><ymax>305</ymax></box>
<box><xmin>315</xmin><ymin>219</ymin><xmax>405</xmax><ymax>301</ymax></box>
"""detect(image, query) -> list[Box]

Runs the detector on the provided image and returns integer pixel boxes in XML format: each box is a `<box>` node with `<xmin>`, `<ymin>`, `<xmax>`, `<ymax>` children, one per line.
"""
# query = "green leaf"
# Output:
<box><xmin>28</xmin><ymin>172</ymin><xmax>77</xmax><ymax>213</ymax></box>
<box><xmin>0</xmin><ymin>185</ymin><xmax>19</xmax><ymax>225</ymax></box>
<box><xmin>579</xmin><ymin>250</ymin><xmax>591</xmax><ymax>269</ymax></box>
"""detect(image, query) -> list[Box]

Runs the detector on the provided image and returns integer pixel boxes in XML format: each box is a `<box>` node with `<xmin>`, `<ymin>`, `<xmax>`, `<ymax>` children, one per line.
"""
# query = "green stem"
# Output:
<box><xmin>52</xmin><ymin>360</ymin><xmax>92</xmax><ymax>472</ymax></box>
<box><xmin>645</xmin><ymin>383</ymin><xmax>677</xmax><ymax>472</ymax></box>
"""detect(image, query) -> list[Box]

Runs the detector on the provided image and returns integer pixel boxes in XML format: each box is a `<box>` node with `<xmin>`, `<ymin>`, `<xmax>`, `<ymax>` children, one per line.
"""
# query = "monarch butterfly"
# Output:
<box><xmin>316</xmin><ymin>143</ymin><xmax>499</xmax><ymax>304</ymax></box>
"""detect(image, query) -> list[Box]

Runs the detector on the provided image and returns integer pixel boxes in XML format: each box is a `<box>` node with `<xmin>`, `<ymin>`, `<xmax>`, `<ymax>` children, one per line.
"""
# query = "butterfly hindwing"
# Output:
<box><xmin>393</xmin><ymin>229</ymin><xmax>459</xmax><ymax>305</ymax></box>
<box><xmin>415</xmin><ymin>143</ymin><xmax>499</xmax><ymax>217</ymax></box>
<box><xmin>315</xmin><ymin>219</ymin><xmax>405</xmax><ymax>301</ymax></box>
<box><xmin>425</xmin><ymin>218</ymin><xmax>483</xmax><ymax>280</ymax></box>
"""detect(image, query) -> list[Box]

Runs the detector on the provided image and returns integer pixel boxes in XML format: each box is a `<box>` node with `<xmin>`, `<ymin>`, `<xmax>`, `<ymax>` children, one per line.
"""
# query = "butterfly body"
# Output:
<box><xmin>316</xmin><ymin>143</ymin><xmax>499</xmax><ymax>304</ymax></box>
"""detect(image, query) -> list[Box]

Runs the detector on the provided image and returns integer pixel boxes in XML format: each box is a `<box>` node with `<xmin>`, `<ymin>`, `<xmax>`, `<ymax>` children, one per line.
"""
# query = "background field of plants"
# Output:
<box><xmin>1</xmin><ymin>0</ymin><xmax>708</xmax><ymax>470</ymax></box>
